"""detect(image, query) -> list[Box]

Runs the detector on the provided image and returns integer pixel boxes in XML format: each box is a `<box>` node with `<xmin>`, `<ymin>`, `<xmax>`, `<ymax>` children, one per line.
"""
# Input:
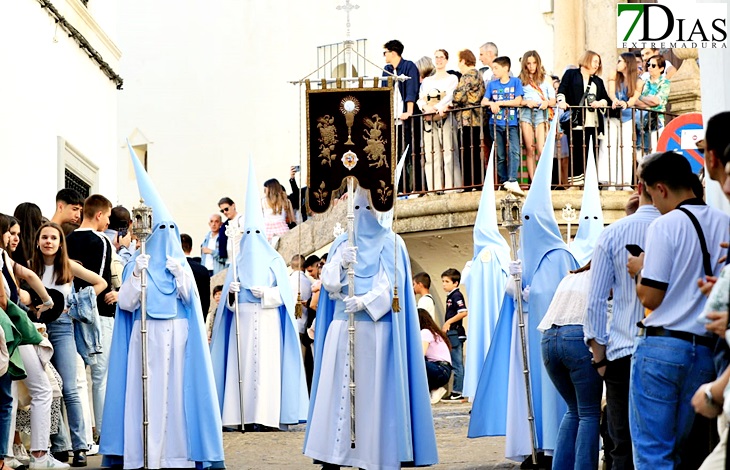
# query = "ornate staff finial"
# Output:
<box><xmin>562</xmin><ymin>203</ymin><xmax>577</xmax><ymax>247</ymax></box>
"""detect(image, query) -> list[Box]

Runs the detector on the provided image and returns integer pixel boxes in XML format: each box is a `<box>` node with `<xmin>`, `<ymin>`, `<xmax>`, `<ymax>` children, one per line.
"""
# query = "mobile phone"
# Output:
<box><xmin>292</xmin><ymin>165</ymin><xmax>301</xmax><ymax>173</ymax></box>
<box><xmin>117</xmin><ymin>227</ymin><xmax>128</xmax><ymax>238</ymax></box>
<box><xmin>625</xmin><ymin>244</ymin><xmax>644</xmax><ymax>256</ymax></box>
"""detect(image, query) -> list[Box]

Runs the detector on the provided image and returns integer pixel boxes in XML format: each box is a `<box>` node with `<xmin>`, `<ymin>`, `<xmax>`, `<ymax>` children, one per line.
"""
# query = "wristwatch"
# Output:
<box><xmin>591</xmin><ymin>357</ymin><xmax>609</xmax><ymax>369</ymax></box>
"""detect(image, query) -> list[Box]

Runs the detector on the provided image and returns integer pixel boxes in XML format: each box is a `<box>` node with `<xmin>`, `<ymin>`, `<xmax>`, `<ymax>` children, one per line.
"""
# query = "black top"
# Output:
<box><xmin>65</xmin><ymin>229</ymin><xmax>114</xmax><ymax>317</ymax></box>
<box><xmin>558</xmin><ymin>68</ymin><xmax>611</xmax><ymax>134</ymax></box>
<box><xmin>187</xmin><ymin>256</ymin><xmax>210</xmax><ymax>319</ymax></box>
<box><xmin>445</xmin><ymin>288</ymin><xmax>467</xmax><ymax>336</ymax></box>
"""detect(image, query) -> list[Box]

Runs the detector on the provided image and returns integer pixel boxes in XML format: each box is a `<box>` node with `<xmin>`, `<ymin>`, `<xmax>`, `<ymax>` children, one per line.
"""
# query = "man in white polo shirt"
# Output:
<box><xmin>628</xmin><ymin>151</ymin><xmax>729</xmax><ymax>469</ymax></box>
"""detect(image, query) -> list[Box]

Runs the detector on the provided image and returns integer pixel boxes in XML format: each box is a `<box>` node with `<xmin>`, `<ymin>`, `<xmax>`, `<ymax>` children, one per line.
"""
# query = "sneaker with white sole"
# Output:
<box><xmin>4</xmin><ymin>456</ymin><xmax>28</xmax><ymax>469</ymax></box>
<box><xmin>441</xmin><ymin>392</ymin><xmax>464</xmax><ymax>402</ymax></box>
<box><xmin>85</xmin><ymin>444</ymin><xmax>98</xmax><ymax>457</ymax></box>
<box><xmin>29</xmin><ymin>453</ymin><xmax>70</xmax><ymax>469</ymax></box>
<box><xmin>13</xmin><ymin>444</ymin><xmax>30</xmax><ymax>466</ymax></box>
<box><xmin>430</xmin><ymin>386</ymin><xmax>447</xmax><ymax>405</ymax></box>
<box><xmin>503</xmin><ymin>181</ymin><xmax>525</xmax><ymax>197</ymax></box>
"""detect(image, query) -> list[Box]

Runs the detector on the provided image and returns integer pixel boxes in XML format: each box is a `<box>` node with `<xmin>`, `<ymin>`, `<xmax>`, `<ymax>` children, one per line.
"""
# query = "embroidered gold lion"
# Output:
<box><xmin>317</xmin><ymin>115</ymin><xmax>338</xmax><ymax>166</ymax></box>
<box><xmin>363</xmin><ymin>114</ymin><xmax>388</xmax><ymax>168</ymax></box>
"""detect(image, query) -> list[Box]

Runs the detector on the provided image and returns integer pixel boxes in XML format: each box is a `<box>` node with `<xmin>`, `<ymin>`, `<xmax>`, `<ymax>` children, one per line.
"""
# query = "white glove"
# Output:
<box><xmin>344</xmin><ymin>296</ymin><xmax>364</xmax><ymax>314</ymax></box>
<box><xmin>229</xmin><ymin>281</ymin><xmax>241</xmax><ymax>294</ymax></box>
<box><xmin>509</xmin><ymin>260</ymin><xmax>522</xmax><ymax>276</ymax></box>
<box><xmin>165</xmin><ymin>256</ymin><xmax>185</xmax><ymax>280</ymax></box>
<box><xmin>340</xmin><ymin>246</ymin><xmax>358</xmax><ymax>268</ymax></box>
<box><xmin>522</xmin><ymin>286</ymin><xmax>531</xmax><ymax>303</ymax></box>
<box><xmin>250</xmin><ymin>286</ymin><xmax>264</xmax><ymax>299</ymax></box>
<box><xmin>133</xmin><ymin>254</ymin><xmax>150</xmax><ymax>277</ymax></box>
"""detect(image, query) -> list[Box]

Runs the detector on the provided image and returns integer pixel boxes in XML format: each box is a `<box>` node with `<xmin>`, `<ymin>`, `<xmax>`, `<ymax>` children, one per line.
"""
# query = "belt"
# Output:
<box><xmin>644</xmin><ymin>326</ymin><xmax>715</xmax><ymax>348</ymax></box>
<box><xmin>435</xmin><ymin>361</ymin><xmax>452</xmax><ymax>369</ymax></box>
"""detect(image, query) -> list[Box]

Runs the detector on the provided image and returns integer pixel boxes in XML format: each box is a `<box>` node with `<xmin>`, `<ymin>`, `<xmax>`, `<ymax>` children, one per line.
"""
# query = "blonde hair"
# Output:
<box><xmin>263</xmin><ymin>179</ymin><xmax>292</xmax><ymax>216</ymax></box>
<box><xmin>578</xmin><ymin>50</ymin><xmax>603</xmax><ymax>76</ymax></box>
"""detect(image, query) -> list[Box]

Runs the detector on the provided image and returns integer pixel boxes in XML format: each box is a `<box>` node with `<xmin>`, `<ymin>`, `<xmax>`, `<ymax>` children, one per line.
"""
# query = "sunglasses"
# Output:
<box><xmin>220</xmin><ymin>207</ymin><xmax>230</xmax><ymax>214</ymax></box>
<box><xmin>648</xmin><ymin>63</ymin><xmax>659</xmax><ymax>69</ymax></box>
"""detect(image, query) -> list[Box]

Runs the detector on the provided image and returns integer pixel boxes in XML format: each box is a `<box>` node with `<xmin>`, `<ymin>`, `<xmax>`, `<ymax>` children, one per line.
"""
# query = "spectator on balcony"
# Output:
<box><xmin>452</xmin><ymin>49</ymin><xmax>486</xmax><ymax>190</ymax></box>
<box><xmin>635</xmin><ymin>55</ymin><xmax>670</xmax><ymax>156</ymax></box>
<box><xmin>383</xmin><ymin>39</ymin><xmax>421</xmax><ymax>194</ymax></box>
<box><xmin>262</xmin><ymin>179</ymin><xmax>294</xmax><ymax>245</ymax></box>
<box><xmin>478</xmin><ymin>42</ymin><xmax>498</xmax><ymax>84</ymax></box>
<box><xmin>557</xmin><ymin>51</ymin><xmax>610</xmax><ymax>187</ymax></box>
<box><xmin>599</xmin><ymin>52</ymin><xmax>644</xmax><ymax>190</ymax></box>
<box><xmin>417</xmin><ymin>49</ymin><xmax>461</xmax><ymax>192</ymax></box>
<box><xmin>482</xmin><ymin>56</ymin><xmax>524</xmax><ymax>196</ymax></box>
<box><xmin>640</xmin><ymin>48</ymin><xmax>676</xmax><ymax>81</ymax></box>
<box><xmin>518</xmin><ymin>50</ymin><xmax>555</xmax><ymax>182</ymax></box>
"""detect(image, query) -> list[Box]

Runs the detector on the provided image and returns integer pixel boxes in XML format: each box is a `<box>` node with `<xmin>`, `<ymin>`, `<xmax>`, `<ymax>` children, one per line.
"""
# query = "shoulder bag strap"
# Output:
<box><xmin>677</xmin><ymin>207</ymin><xmax>713</xmax><ymax>277</ymax></box>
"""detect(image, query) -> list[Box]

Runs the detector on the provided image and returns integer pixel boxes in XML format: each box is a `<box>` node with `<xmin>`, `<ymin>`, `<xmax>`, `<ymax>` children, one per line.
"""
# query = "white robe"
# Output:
<box><xmin>117</xmin><ymin>272</ymin><xmax>195</xmax><ymax>469</ymax></box>
<box><xmin>221</xmin><ymin>282</ymin><xmax>283</xmax><ymax>429</ymax></box>
<box><xmin>304</xmin><ymin>243</ymin><xmax>399</xmax><ymax>470</ymax></box>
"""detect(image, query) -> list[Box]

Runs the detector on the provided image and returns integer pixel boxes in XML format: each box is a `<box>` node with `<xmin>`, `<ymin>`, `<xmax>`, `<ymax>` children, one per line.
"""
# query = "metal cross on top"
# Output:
<box><xmin>336</xmin><ymin>0</ymin><xmax>359</xmax><ymax>38</ymax></box>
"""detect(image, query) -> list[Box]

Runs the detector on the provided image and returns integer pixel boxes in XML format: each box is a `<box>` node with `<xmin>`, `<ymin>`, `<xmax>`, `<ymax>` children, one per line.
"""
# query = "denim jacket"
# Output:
<box><xmin>67</xmin><ymin>286</ymin><xmax>103</xmax><ymax>365</ymax></box>
<box><xmin>201</xmin><ymin>232</ymin><xmax>226</xmax><ymax>275</ymax></box>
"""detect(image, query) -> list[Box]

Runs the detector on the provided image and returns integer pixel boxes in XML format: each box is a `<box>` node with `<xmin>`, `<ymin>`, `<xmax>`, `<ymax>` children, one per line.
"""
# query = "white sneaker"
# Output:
<box><xmin>4</xmin><ymin>457</ymin><xmax>27</xmax><ymax>469</ymax></box>
<box><xmin>503</xmin><ymin>181</ymin><xmax>525</xmax><ymax>197</ymax></box>
<box><xmin>12</xmin><ymin>444</ymin><xmax>29</xmax><ymax>465</ymax></box>
<box><xmin>86</xmin><ymin>444</ymin><xmax>99</xmax><ymax>456</ymax></box>
<box><xmin>29</xmin><ymin>453</ymin><xmax>70</xmax><ymax>469</ymax></box>
<box><xmin>430</xmin><ymin>386</ymin><xmax>447</xmax><ymax>405</ymax></box>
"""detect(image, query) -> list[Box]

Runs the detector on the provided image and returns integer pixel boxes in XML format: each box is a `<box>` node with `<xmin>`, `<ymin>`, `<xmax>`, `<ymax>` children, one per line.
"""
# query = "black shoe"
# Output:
<box><xmin>51</xmin><ymin>451</ymin><xmax>69</xmax><ymax>463</ymax></box>
<box><xmin>71</xmin><ymin>449</ymin><xmax>87</xmax><ymax>467</ymax></box>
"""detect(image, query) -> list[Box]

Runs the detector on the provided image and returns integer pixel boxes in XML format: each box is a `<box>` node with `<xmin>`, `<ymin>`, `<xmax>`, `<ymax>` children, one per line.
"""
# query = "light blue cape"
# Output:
<box><xmin>303</xmin><ymin>192</ymin><xmax>438</xmax><ymax>466</ymax></box>
<box><xmin>519</xmin><ymin>115</ymin><xmax>578</xmax><ymax>450</ymax></box>
<box><xmin>209</xmin><ymin>159</ymin><xmax>308</xmax><ymax>425</ymax></box>
<box><xmin>462</xmin><ymin>148</ymin><xmax>511</xmax><ymax>399</ymax></box>
<box><xmin>569</xmin><ymin>146</ymin><xmax>604</xmax><ymax>265</ymax></box>
<box><xmin>101</xmin><ymin>143</ymin><xmax>224</xmax><ymax>469</ymax></box>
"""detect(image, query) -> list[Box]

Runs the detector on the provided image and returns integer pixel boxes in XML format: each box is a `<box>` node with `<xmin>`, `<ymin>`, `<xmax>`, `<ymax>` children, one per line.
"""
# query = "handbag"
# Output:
<box><xmin>446</xmin><ymin>329</ymin><xmax>461</xmax><ymax>348</ymax></box>
<box><xmin>561</xmin><ymin>75</ymin><xmax>594</xmax><ymax>133</ymax></box>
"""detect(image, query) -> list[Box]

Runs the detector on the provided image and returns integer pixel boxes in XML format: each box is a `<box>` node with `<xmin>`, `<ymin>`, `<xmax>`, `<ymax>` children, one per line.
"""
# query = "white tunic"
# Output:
<box><xmin>304</xmin><ymin>243</ymin><xmax>400</xmax><ymax>470</ymax></box>
<box><xmin>221</xmin><ymin>283</ymin><xmax>283</xmax><ymax>429</ymax></box>
<box><xmin>117</xmin><ymin>272</ymin><xmax>194</xmax><ymax>469</ymax></box>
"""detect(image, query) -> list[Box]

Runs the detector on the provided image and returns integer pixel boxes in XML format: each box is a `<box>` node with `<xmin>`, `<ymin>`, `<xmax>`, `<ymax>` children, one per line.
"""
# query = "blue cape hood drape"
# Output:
<box><xmin>209</xmin><ymin>159</ymin><xmax>308</xmax><ymax>425</ymax></box>
<box><xmin>303</xmin><ymin>228</ymin><xmax>438</xmax><ymax>466</ymax></box>
<box><xmin>463</xmin><ymin>148</ymin><xmax>511</xmax><ymax>399</ymax></box>
<box><xmin>101</xmin><ymin>143</ymin><xmax>224</xmax><ymax>469</ymax></box>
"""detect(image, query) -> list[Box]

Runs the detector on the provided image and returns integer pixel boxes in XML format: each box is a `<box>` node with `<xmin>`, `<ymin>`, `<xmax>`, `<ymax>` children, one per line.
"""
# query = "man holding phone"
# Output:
<box><xmin>583</xmin><ymin>173</ymin><xmax>659</xmax><ymax>469</ymax></box>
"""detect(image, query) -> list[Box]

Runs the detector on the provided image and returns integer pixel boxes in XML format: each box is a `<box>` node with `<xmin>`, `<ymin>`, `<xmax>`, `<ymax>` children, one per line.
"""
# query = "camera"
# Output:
<box><xmin>585</xmin><ymin>93</ymin><xmax>597</xmax><ymax>106</ymax></box>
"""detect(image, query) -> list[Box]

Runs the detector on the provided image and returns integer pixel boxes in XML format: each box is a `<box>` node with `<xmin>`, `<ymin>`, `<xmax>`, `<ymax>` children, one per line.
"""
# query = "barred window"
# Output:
<box><xmin>64</xmin><ymin>169</ymin><xmax>91</xmax><ymax>198</ymax></box>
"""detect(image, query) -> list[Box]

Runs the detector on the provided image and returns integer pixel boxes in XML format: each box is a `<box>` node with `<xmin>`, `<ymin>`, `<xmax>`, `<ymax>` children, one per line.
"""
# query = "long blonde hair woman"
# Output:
<box><xmin>262</xmin><ymin>179</ymin><xmax>294</xmax><ymax>244</ymax></box>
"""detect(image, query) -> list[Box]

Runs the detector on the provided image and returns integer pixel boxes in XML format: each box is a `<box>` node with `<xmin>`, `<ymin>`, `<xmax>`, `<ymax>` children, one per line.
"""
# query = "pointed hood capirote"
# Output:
<box><xmin>570</xmin><ymin>146</ymin><xmax>604</xmax><ymax>265</ymax></box>
<box><xmin>462</xmin><ymin>147</ymin><xmax>511</xmax><ymax>399</ymax></box>
<box><xmin>127</xmin><ymin>140</ymin><xmax>187</xmax><ymax>318</ymax></box>
<box><xmin>519</xmin><ymin>115</ymin><xmax>569</xmax><ymax>285</ymax></box>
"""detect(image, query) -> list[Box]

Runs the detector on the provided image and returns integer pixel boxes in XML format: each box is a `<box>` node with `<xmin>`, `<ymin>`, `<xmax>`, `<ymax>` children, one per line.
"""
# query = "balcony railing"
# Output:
<box><xmin>394</xmin><ymin>105</ymin><xmax>675</xmax><ymax>196</ymax></box>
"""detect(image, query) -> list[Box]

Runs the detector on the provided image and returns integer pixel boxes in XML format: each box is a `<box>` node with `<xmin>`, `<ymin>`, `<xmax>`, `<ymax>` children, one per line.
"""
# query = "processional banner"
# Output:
<box><xmin>306</xmin><ymin>81</ymin><xmax>395</xmax><ymax>213</ymax></box>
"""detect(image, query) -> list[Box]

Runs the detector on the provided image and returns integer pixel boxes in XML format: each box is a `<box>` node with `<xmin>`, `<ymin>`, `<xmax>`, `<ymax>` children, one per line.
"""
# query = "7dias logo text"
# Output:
<box><xmin>617</xmin><ymin>2</ymin><xmax>727</xmax><ymax>48</ymax></box>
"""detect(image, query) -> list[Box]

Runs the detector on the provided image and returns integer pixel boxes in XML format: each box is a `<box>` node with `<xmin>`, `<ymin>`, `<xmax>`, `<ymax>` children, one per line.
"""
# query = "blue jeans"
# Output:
<box><xmin>424</xmin><ymin>360</ymin><xmax>451</xmax><ymax>390</ymax></box>
<box><xmin>541</xmin><ymin>325</ymin><xmax>602</xmax><ymax>470</ymax></box>
<box><xmin>90</xmin><ymin>316</ymin><xmax>114</xmax><ymax>435</ymax></box>
<box><xmin>450</xmin><ymin>341</ymin><xmax>464</xmax><ymax>394</ymax></box>
<box><xmin>46</xmin><ymin>314</ymin><xmax>87</xmax><ymax>452</ymax></box>
<box><xmin>492</xmin><ymin>125</ymin><xmax>520</xmax><ymax>183</ymax></box>
<box><xmin>629</xmin><ymin>335</ymin><xmax>715</xmax><ymax>470</ymax></box>
<box><xmin>0</xmin><ymin>374</ymin><xmax>12</xmax><ymax>456</ymax></box>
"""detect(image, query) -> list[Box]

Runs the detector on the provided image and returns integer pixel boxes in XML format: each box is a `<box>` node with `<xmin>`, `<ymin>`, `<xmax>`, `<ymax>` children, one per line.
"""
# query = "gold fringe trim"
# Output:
<box><xmin>295</xmin><ymin>292</ymin><xmax>303</xmax><ymax>319</ymax></box>
<box><xmin>392</xmin><ymin>285</ymin><xmax>401</xmax><ymax>312</ymax></box>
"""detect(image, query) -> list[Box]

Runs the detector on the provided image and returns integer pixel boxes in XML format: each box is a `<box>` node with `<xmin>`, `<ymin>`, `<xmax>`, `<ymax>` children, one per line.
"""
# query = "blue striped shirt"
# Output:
<box><xmin>584</xmin><ymin>204</ymin><xmax>660</xmax><ymax>360</ymax></box>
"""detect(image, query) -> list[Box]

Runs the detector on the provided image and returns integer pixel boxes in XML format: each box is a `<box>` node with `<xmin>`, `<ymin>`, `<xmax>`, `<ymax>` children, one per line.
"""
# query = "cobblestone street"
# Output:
<box><xmin>83</xmin><ymin>402</ymin><xmax>519</xmax><ymax>469</ymax></box>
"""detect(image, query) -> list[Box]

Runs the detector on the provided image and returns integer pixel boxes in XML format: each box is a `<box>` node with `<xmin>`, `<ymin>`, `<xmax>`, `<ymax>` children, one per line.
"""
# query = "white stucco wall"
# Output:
<box><xmin>116</xmin><ymin>0</ymin><xmax>556</xmax><ymax>254</ymax></box>
<box><xmin>0</xmin><ymin>0</ymin><xmax>120</xmax><ymax>217</ymax></box>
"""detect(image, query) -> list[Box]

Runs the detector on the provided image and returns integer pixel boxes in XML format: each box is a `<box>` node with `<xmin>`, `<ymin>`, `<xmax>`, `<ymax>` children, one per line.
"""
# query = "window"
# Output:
<box><xmin>57</xmin><ymin>137</ymin><xmax>98</xmax><ymax>196</ymax></box>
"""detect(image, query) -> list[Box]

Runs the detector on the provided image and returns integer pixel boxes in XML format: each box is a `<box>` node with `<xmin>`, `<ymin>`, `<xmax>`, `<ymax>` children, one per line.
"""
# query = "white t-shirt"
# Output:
<box><xmin>203</xmin><ymin>233</ymin><xmax>218</xmax><ymax>270</ymax></box>
<box><xmin>417</xmin><ymin>294</ymin><xmax>436</xmax><ymax>322</ymax></box>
